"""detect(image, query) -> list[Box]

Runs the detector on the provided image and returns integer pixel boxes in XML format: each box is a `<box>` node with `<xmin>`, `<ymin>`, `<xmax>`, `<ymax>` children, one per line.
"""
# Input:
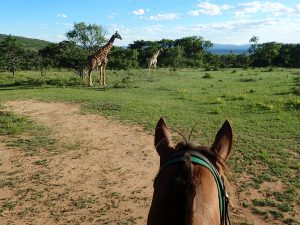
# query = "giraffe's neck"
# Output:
<box><xmin>153</xmin><ymin>50</ymin><xmax>160</xmax><ymax>59</ymax></box>
<box><xmin>94</xmin><ymin>35</ymin><xmax>116</xmax><ymax>57</ymax></box>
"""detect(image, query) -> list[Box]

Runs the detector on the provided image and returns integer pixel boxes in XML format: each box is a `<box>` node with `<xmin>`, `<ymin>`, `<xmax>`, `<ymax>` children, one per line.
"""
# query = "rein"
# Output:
<box><xmin>155</xmin><ymin>150</ymin><xmax>232</xmax><ymax>225</ymax></box>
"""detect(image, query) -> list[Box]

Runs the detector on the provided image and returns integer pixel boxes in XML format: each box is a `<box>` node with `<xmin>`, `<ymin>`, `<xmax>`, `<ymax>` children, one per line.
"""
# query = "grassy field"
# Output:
<box><xmin>0</xmin><ymin>68</ymin><xmax>299</xmax><ymax>224</ymax></box>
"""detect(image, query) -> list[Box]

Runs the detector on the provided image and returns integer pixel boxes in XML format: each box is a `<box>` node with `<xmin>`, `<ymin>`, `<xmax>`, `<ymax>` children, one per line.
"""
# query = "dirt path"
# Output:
<box><xmin>1</xmin><ymin>100</ymin><xmax>263</xmax><ymax>225</ymax></box>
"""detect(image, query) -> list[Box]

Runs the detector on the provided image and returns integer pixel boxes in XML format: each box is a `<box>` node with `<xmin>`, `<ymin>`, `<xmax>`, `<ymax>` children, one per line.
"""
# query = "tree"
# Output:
<box><xmin>174</xmin><ymin>36</ymin><xmax>212</xmax><ymax>67</ymax></box>
<box><xmin>38</xmin><ymin>43</ymin><xmax>61</xmax><ymax>70</ymax></box>
<box><xmin>288</xmin><ymin>44</ymin><xmax>300</xmax><ymax>67</ymax></box>
<box><xmin>66</xmin><ymin>22</ymin><xmax>107</xmax><ymax>52</ymax></box>
<box><xmin>108</xmin><ymin>47</ymin><xmax>139</xmax><ymax>70</ymax></box>
<box><xmin>204</xmin><ymin>53</ymin><xmax>221</xmax><ymax>71</ymax></box>
<box><xmin>56</xmin><ymin>41</ymin><xmax>89</xmax><ymax>78</ymax></box>
<box><xmin>39</xmin><ymin>41</ymin><xmax>88</xmax><ymax>77</ymax></box>
<box><xmin>250</xmin><ymin>42</ymin><xmax>282</xmax><ymax>67</ymax></box>
<box><xmin>249</xmin><ymin>36</ymin><xmax>259</xmax><ymax>54</ymax></box>
<box><xmin>21</xmin><ymin>50</ymin><xmax>40</xmax><ymax>70</ymax></box>
<box><xmin>161</xmin><ymin>46</ymin><xmax>184</xmax><ymax>68</ymax></box>
<box><xmin>0</xmin><ymin>35</ymin><xmax>25</xmax><ymax>76</ymax></box>
<box><xmin>128</xmin><ymin>40</ymin><xmax>160</xmax><ymax>67</ymax></box>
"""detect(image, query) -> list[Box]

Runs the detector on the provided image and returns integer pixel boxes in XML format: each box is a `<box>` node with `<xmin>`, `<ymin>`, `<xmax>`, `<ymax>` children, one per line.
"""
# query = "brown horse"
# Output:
<box><xmin>147</xmin><ymin>117</ymin><xmax>233</xmax><ymax>225</ymax></box>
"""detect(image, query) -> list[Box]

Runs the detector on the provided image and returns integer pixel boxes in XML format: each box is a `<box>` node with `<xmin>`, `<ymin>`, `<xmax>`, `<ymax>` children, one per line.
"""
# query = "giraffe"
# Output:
<box><xmin>87</xmin><ymin>31</ymin><xmax>122</xmax><ymax>86</ymax></box>
<box><xmin>148</xmin><ymin>49</ymin><xmax>161</xmax><ymax>73</ymax></box>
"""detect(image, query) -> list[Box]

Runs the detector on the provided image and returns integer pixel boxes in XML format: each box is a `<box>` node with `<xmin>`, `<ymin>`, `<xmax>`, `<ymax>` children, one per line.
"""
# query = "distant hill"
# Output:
<box><xmin>0</xmin><ymin>34</ymin><xmax>51</xmax><ymax>50</ymax></box>
<box><xmin>209</xmin><ymin>44</ymin><xmax>250</xmax><ymax>55</ymax></box>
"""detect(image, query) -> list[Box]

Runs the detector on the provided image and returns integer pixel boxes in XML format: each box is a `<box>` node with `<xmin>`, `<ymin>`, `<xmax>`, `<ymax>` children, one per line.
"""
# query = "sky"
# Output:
<box><xmin>1</xmin><ymin>0</ymin><xmax>300</xmax><ymax>46</ymax></box>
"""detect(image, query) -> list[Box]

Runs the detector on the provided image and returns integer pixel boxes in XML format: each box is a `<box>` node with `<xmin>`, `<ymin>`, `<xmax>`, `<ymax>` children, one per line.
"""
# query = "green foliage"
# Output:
<box><xmin>248</xmin><ymin>36</ymin><xmax>300</xmax><ymax>68</ymax></box>
<box><xmin>129</xmin><ymin>36</ymin><xmax>212</xmax><ymax>68</ymax></box>
<box><xmin>0</xmin><ymin>35</ymin><xmax>25</xmax><ymax>75</ymax></box>
<box><xmin>161</xmin><ymin>46</ymin><xmax>184</xmax><ymax>68</ymax></box>
<box><xmin>0</xmin><ymin>34</ymin><xmax>50</xmax><ymax>50</ymax></box>
<box><xmin>174</xmin><ymin>36</ymin><xmax>212</xmax><ymax>66</ymax></box>
<box><xmin>38</xmin><ymin>41</ymin><xmax>88</xmax><ymax>76</ymax></box>
<box><xmin>109</xmin><ymin>47</ymin><xmax>139</xmax><ymax>70</ymax></box>
<box><xmin>66</xmin><ymin>22</ymin><xmax>106</xmax><ymax>51</ymax></box>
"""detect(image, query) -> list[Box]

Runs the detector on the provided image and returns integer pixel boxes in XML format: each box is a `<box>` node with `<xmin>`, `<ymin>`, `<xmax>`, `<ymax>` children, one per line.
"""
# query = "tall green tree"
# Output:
<box><xmin>66</xmin><ymin>22</ymin><xmax>107</xmax><ymax>52</ymax></box>
<box><xmin>174</xmin><ymin>36</ymin><xmax>212</xmax><ymax>67</ymax></box>
<box><xmin>56</xmin><ymin>41</ymin><xmax>89</xmax><ymax>77</ymax></box>
<box><xmin>0</xmin><ymin>35</ymin><xmax>25</xmax><ymax>76</ymax></box>
<box><xmin>250</xmin><ymin>42</ymin><xmax>282</xmax><ymax>67</ymax></box>
<box><xmin>249</xmin><ymin>36</ymin><xmax>259</xmax><ymax>54</ymax></box>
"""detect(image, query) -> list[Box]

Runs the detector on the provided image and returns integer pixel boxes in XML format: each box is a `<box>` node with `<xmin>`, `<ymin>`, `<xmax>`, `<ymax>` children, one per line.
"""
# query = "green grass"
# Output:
<box><xmin>0</xmin><ymin>67</ymin><xmax>299</xmax><ymax>224</ymax></box>
<box><xmin>0</xmin><ymin>111</ymin><xmax>34</xmax><ymax>135</ymax></box>
<box><xmin>0</xmin><ymin>108</ymin><xmax>58</xmax><ymax>156</ymax></box>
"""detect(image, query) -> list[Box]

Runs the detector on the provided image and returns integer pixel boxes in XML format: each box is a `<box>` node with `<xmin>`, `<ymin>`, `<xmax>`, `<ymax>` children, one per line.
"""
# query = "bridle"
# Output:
<box><xmin>155</xmin><ymin>150</ymin><xmax>232</xmax><ymax>225</ymax></box>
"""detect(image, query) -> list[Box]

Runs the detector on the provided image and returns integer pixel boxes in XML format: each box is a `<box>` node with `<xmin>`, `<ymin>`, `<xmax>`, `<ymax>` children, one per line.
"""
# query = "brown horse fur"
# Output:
<box><xmin>87</xmin><ymin>31</ymin><xmax>122</xmax><ymax>86</ymax></box>
<box><xmin>148</xmin><ymin>117</ymin><xmax>233</xmax><ymax>225</ymax></box>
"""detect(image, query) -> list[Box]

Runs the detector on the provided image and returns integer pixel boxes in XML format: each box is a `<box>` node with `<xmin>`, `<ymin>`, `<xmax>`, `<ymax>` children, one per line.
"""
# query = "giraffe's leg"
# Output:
<box><xmin>103</xmin><ymin>64</ymin><xmax>107</xmax><ymax>86</ymax></box>
<box><xmin>88</xmin><ymin>69</ymin><xmax>93</xmax><ymax>86</ymax></box>
<box><xmin>99</xmin><ymin>66</ymin><xmax>103</xmax><ymax>86</ymax></box>
<box><xmin>148</xmin><ymin>62</ymin><xmax>152</xmax><ymax>73</ymax></box>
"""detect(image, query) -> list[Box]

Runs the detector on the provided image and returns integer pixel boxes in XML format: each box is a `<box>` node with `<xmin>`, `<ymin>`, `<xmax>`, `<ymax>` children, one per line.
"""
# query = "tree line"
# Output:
<box><xmin>0</xmin><ymin>22</ymin><xmax>300</xmax><ymax>76</ymax></box>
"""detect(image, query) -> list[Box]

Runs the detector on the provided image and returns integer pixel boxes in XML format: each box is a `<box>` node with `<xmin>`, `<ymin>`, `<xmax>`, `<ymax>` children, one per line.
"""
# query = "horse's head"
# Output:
<box><xmin>147</xmin><ymin>117</ymin><xmax>233</xmax><ymax>225</ymax></box>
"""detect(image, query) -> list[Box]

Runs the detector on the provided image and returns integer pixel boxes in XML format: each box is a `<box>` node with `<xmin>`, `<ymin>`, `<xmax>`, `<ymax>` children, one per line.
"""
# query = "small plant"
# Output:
<box><xmin>252</xmin><ymin>198</ymin><xmax>277</xmax><ymax>207</ymax></box>
<box><xmin>33</xmin><ymin>159</ymin><xmax>48</xmax><ymax>166</ymax></box>
<box><xmin>277</xmin><ymin>202</ymin><xmax>293</xmax><ymax>212</ymax></box>
<box><xmin>255</xmin><ymin>102</ymin><xmax>274</xmax><ymax>111</ymax></box>
<box><xmin>240</xmin><ymin>78</ymin><xmax>256</xmax><ymax>82</ymax></box>
<box><xmin>9</xmin><ymin>136</ymin><xmax>56</xmax><ymax>155</ymax></box>
<box><xmin>202</xmin><ymin>73</ymin><xmax>212</xmax><ymax>79</ymax></box>
<box><xmin>268</xmin><ymin>210</ymin><xmax>284</xmax><ymax>219</ymax></box>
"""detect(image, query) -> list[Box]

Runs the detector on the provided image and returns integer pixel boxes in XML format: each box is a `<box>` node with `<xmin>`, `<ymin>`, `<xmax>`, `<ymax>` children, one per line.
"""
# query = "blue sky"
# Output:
<box><xmin>1</xmin><ymin>0</ymin><xmax>300</xmax><ymax>46</ymax></box>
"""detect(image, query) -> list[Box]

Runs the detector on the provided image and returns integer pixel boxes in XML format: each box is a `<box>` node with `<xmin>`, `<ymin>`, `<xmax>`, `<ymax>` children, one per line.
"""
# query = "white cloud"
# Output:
<box><xmin>56</xmin><ymin>13</ymin><xmax>67</xmax><ymax>18</ymax></box>
<box><xmin>149</xmin><ymin>13</ymin><xmax>180</xmax><ymax>20</ymax></box>
<box><xmin>235</xmin><ymin>1</ymin><xmax>300</xmax><ymax>18</ymax></box>
<box><xmin>132</xmin><ymin>9</ymin><xmax>145</xmax><ymax>15</ymax></box>
<box><xmin>142</xmin><ymin>24</ymin><xmax>164</xmax><ymax>33</ymax></box>
<box><xmin>175</xmin><ymin>17</ymin><xmax>286</xmax><ymax>33</ymax></box>
<box><xmin>188</xmin><ymin>2</ymin><xmax>231</xmax><ymax>16</ymax></box>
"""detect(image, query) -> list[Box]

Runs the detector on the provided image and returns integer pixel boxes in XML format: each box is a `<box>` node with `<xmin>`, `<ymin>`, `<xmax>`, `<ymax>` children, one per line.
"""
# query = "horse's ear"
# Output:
<box><xmin>211</xmin><ymin>120</ymin><xmax>233</xmax><ymax>161</ymax></box>
<box><xmin>155</xmin><ymin>117</ymin><xmax>174</xmax><ymax>157</ymax></box>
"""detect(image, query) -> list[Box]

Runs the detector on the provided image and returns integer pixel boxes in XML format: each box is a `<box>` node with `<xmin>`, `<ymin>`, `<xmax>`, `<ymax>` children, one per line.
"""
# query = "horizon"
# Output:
<box><xmin>1</xmin><ymin>0</ymin><xmax>300</xmax><ymax>46</ymax></box>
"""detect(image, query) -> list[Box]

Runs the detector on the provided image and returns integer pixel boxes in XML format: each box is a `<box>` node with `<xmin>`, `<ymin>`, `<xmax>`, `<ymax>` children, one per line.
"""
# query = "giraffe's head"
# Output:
<box><xmin>114</xmin><ymin>31</ymin><xmax>122</xmax><ymax>40</ymax></box>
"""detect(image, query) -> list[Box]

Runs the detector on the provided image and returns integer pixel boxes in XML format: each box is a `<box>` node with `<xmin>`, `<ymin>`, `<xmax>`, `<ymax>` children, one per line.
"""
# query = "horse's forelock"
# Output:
<box><xmin>173</xmin><ymin>142</ymin><xmax>228</xmax><ymax>224</ymax></box>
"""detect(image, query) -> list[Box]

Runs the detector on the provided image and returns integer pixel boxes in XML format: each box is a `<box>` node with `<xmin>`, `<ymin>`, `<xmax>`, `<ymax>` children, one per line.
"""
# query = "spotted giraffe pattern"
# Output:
<box><xmin>87</xmin><ymin>31</ymin><xmax>122</xmax><ymax>86</ymax></box>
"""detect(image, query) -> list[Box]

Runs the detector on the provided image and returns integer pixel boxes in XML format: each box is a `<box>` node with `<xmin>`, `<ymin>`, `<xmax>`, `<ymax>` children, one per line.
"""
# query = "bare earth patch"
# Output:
<box><xmin>1</xmin><ymin>100</ymin><xmax>267</xmax><ymax>225</ymax></box>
